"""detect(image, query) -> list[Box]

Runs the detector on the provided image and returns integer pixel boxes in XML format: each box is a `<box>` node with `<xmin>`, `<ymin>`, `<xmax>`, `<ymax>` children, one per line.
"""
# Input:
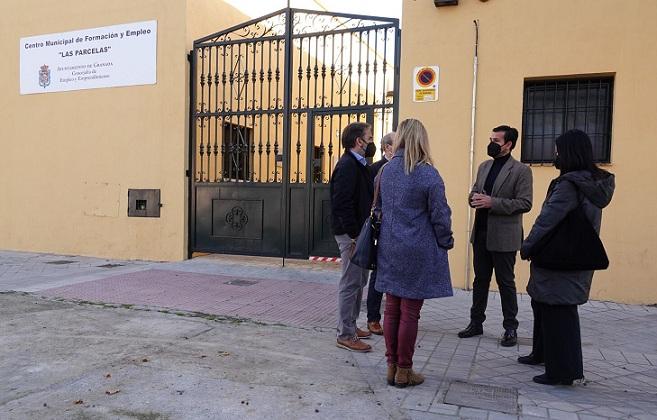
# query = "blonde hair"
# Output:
<box><xmin>394</xmin><ymin>118</ymin><xmax>434</xmax><ymax>174</ymax></box>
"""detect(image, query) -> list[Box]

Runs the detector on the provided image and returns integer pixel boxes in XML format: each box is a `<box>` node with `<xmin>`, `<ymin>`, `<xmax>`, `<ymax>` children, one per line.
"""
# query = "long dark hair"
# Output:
<box><xmin>555</xmin><ymin>129</ymin><xmax>609</xmax><ymax>180</ymax></box>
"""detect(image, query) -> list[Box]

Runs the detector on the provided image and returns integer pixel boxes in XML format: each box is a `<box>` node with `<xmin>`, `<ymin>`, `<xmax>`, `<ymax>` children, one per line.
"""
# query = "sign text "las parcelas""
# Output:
<box><xmin>20</xmin><ymin>20</ymin><xmax>157</xmax><ymax>95</ymax></box>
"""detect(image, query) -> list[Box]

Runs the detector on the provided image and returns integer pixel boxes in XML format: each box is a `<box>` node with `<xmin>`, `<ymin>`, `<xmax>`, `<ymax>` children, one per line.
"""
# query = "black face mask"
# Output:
<box><xmin>554</xmin><ymin>155</ymin><xmax>562</xmax><ymax>170</ymax></box>
<box><xmin>364</xmin><ymin>142</ymin><xmax>377</xmax><ymax>158</ymax></box>
<box><xmin>487</xmin><ymin>142</ymin><xmax>502</xmax><ymax>158</ymax></box>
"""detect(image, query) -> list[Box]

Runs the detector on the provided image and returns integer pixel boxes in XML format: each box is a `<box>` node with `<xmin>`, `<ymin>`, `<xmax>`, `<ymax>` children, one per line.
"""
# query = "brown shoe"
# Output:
<box><xmin>387</xmin><ymin>363</ymin><xmax>397</xmax><ymax>386</ymax></box>
<box><xmin>367</xmin><ymin>321</ymin><xmax>384</xmax><ymax>335</ymax></box>
<box><xmin>394</xmin><ymin>367</ymin><xmax>425</xmax><ymax>388</ymax></box>
<box><xmin>336</xmin><ymin>336</ymin><xmax>372</xmax><ymax>353</ymax></box>
<box><xmin>356</xmin><ymin>327</ymin><xmax>372</xmax><ymax>340</ymax></box>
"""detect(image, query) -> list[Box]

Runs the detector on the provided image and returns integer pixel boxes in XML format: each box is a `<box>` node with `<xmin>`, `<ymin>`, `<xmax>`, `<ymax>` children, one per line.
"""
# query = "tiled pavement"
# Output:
<box><xmin>39</xmin><ymin>269</ymin><xmax>338</xmax><ymax>327</ymax></box>
<box><xmin>2</xmin><ymin>250</ymin><xmax>657</xmax><ymax>419</ymax></box>
<box><xmin>0</xmin><ymin>250</ymin><xmax>152</xmax><ymax>292</ymax></box>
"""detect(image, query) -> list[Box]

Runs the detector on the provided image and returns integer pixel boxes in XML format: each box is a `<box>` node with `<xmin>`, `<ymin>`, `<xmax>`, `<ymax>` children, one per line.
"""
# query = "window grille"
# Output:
<box><xmin>222</xmin><ymin>123</ymin><xmax>252</xmax><ymax>181</ymax></box>
<box><xmin>521</xmin><ymin>77</ymin><xmax>613</xmax><ymax>163</ymax></box>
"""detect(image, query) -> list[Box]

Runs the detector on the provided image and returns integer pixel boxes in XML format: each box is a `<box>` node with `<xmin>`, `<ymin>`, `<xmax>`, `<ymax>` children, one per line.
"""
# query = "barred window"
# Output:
<box><xmin>521</xmin><ymin>77</ymin><xmax>614</xmax><ymax>163</ymax></box>
<box><xmin>222</xmin><ymin>123</ymin><xmax>252</xmax><ymax>181</ymax></box>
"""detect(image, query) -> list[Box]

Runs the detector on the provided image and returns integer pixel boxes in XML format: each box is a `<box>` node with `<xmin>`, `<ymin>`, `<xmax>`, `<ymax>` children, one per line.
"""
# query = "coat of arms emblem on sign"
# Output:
<box><xmin>38</xmin><ymin>64</ymin><xmax>51</xmax><ymax>88</ymax></box>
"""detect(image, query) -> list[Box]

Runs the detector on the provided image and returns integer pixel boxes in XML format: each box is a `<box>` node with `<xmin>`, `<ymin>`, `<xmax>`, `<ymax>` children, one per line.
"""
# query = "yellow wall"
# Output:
<box><xmin>186</xmin><ymin>0</ymin><xmax>249</xmax><ymax>47</ymax></box>
<box><xmin>400</xmin><ymin>0</ymin><xmax>657</xmax><ymax>304</ymax></box>
<box><xmin>0</xmin><ymin>0</ymin><xmax>247</xmax><ymax>261</ymax></box>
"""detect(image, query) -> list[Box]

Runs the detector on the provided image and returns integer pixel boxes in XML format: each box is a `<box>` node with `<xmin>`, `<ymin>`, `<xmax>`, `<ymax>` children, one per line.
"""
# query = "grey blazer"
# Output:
<box><xmin>469</xmin><ymin>155</ymin><xmax>533</xmax><ymax>252</ymax></box>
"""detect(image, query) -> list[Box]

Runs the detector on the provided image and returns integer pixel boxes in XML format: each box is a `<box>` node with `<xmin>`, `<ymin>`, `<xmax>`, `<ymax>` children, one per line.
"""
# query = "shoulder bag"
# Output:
<box><xmin>531</xmin><ymin>182</ymin><xmax>609</xmax><ymax>271</ymax></box>
<box><xmin>351</xmin><ymin>164</ymin><xmax>387</xmax><ymax>270</ymax></box>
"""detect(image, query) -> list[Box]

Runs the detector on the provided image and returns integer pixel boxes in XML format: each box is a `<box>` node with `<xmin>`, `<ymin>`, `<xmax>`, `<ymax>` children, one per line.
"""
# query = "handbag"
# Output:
<box><xmin>531</xmin><ymin>184</ymin><xmax>609</xmax><ymax>271</ymax></box>
<box><xmin>351</xmin><ymin>165</ymin><xmax>386</xmax><ymax>270</ymax></box>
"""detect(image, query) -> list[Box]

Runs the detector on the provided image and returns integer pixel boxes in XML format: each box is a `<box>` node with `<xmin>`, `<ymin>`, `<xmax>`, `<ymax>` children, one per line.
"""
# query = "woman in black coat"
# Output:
<box><xmin>519</xmin><ymin>129</ymin><xmax>615</xmax><ymax>385</ymax></box>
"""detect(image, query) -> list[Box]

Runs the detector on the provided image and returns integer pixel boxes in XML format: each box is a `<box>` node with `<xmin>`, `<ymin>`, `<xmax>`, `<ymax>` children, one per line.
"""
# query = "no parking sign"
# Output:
<box><xmin>413</xmin><ymin>66</ymin><xmax>439</xmax><ymax>102</ymax></box>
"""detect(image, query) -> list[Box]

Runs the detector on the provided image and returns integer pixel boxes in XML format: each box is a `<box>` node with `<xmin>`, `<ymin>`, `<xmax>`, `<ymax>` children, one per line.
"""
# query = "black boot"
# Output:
<box><xmin>500</xmin><ymin>329</ymin><xmax>517</xmax><ymax>347</ymax></box>
<box><xmin>532</xmin><ymin>374</ymin><xmax>574</xmax><ymax>386</ymax></box>
<box><xmin>518</xmin><ymin>352</ymin><xmax>543</xmax><ymax>365</ymax></box>
<box><xmin>458</xmin><ymin>323</ymin><xmax>483</xmax><ymax>338</ymax></box>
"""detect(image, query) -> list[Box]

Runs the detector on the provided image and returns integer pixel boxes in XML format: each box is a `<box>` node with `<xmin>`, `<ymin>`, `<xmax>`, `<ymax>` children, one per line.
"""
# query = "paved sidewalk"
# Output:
<box><xmin>0</xmin><ymin>250</ymin><xmax>152</xmax><ymax>292</ymax></box>
<box><xmin>2</xmin><ymin>250</ymin><xmax>657</xmax><ymax>419</ymax></box>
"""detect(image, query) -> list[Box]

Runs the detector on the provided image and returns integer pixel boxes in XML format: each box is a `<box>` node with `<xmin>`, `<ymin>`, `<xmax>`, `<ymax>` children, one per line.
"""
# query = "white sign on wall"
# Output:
<box><xmin>20</xmin><ymin>20</ymin><xmax>157</xmax><ymax>95</ymax></box>
<box><xmin>413</xmin><ymin>66</ymin><xmax>440</xmax><ymax>102</ymax></box>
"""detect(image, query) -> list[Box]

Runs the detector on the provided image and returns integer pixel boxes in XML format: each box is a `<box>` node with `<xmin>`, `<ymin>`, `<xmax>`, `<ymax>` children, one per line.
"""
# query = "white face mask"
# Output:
<box><xmin>384</xmin><ymin>145</ymin><xmax>393</xmax><ymax>160</ymax></box>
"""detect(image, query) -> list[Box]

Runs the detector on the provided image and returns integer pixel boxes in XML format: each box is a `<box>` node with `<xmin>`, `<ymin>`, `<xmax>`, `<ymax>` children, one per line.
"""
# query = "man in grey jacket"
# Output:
<box><xmin>458</xmin><ymin>125</ymin><xmax>533</xmax><ymax>347</ymax></box>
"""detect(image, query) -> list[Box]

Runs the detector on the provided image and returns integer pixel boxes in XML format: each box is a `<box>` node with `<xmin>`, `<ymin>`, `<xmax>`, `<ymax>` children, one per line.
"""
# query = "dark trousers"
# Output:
<box><xmin>367</xmin><ymin>268</ymin><xmax>383</xmax><ymax>322</ymax></box>
<box><xmin>531</xmin><ymin>299</ymin><xmax>583</xmax><ymax>381</ymax></box>
<box><xmin>383</xmin><ymin>293</ymin><xmax>424</xmax><ymax>369</ymax></box>
<box><xmin>470</xmin><ymin>230</ymin><xmax>519</xmax><ymax>330</ymax></box>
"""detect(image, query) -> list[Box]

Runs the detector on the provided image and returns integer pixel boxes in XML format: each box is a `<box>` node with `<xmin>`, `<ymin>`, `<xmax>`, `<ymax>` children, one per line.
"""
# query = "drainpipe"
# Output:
<box><xmin>465</xmin><ymin>20</ymin><xmax>479</xmax><ymax>291</ymax></box>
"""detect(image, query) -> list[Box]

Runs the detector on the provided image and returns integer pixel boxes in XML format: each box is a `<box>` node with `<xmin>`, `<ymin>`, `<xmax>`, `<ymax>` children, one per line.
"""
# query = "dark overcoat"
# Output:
<box><xmin>521</xmin><ymin>170</ymin><xmax>615</xmax><ymax>305</ymax></box>
<box><xmin>330</xmin><ymin>151</ymin><xmax>374</xmax><ymax>239</ymax></box>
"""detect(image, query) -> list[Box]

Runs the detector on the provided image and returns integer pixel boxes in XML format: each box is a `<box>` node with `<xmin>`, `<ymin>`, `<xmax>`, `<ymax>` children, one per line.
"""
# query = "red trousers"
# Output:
<box><xmin>383</xmin><ymin>293</ymin><xmax>424</xmax><ymax>369</ymax></box>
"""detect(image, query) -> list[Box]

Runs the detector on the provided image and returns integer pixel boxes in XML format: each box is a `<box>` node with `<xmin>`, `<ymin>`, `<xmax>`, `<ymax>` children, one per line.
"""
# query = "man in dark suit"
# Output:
<box><xmin>458</xmin><ymin>125</ymin><xmax>533</xmax><ymax>347</ymax></box>
<box><xmin>330</xmin><ymin>122</ymin><xmax>376</xmax><ymax>352</ymax></box>
<box><xmin>366</xmin><ymin>132</ymin><xmax>395</xmax><ymax>335</ymax></box>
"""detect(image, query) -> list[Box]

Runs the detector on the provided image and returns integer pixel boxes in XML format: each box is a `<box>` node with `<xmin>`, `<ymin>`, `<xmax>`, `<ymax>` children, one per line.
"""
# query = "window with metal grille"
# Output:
<box><xmin>521</xmin><ymin>77</ymin><xmax>614</xmax><ymax>164</ymax></box>
<box><xmin>222</xmin><ymin>123</ymin><xmax>252</xmax><ymax>181</ymax></box>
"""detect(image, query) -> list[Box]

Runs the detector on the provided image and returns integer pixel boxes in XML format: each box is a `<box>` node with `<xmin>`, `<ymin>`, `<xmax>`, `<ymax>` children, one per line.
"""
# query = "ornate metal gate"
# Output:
<box><xmin>189</xmin><ymin>8</ymin><xmax>400</xmax><ymax>258</ymax></box>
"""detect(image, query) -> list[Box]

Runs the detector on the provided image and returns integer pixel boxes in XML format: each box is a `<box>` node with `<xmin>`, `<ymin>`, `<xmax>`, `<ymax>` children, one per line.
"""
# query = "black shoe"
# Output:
<box><xmin>458</xmin><ymin>323</ymin><xmax>483</xmax><ymax>338</ymax></box>
<box><xmin>518</xmin><ymin>353</ymin><xmax>543</xmax><ymax>365</ymax></box>
<box><xmin>500</xmin><ymin>329</ymin><xmax>517</xmax><ymax>347</ymax></box>
<box><xmin>532</xmin><ymin>374</ymin><xmax>575</xmax><ymax>386</ymax></box>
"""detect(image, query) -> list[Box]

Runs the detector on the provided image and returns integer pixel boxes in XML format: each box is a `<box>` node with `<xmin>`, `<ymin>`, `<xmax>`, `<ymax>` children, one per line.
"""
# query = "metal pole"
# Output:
<box><xmin>281</xmin><ymin>7</ymin><xmax>294</xmax><ymax>268</ymax></box>
<box><xmin>392</xmin><ymin>26</ymin><xmax>401</xmax><ymax>130</ymax></box>
<box><xmin>465</xmin><ymin>20</ymin><xmax>479</xmax><ymax>291</ymax></box>
<box><xmin>187</xmin><ymin>50</ymin><xmax>196</xmax><ymax>259</ymax></box>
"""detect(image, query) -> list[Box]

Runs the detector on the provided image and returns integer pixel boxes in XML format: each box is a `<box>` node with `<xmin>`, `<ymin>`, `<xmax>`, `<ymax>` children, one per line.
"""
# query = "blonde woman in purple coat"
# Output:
<box><xmin>375</xmin><ymin>118</ymin><xmax>454</xmax><ymax>387</ymax></box>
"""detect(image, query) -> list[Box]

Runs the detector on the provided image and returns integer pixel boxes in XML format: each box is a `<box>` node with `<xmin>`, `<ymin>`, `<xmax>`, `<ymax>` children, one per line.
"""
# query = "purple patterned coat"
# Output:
<box><xmin>375</xmin><ymin>151</ymin><xmax>454</xmax><ymax>299</ymax></box>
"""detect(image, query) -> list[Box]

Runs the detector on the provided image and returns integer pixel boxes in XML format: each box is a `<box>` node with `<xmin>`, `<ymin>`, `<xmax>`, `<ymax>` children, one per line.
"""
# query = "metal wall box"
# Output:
<box><xmin>434</xmin><ymin>0</ymin><xmax>458</xmax><ymax>6</ymax></box>
<box><xmin>128</xmin><ymin>189</ymin><xmax>161</xmax><ymax>217</ymax></box>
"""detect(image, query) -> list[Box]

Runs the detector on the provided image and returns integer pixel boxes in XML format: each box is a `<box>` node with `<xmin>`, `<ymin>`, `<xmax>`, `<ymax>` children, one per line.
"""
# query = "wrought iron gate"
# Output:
<box><xmin>189</xmin><ymin>8</ymin><xmax>400</xmax><ymax>258</ymax></box>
